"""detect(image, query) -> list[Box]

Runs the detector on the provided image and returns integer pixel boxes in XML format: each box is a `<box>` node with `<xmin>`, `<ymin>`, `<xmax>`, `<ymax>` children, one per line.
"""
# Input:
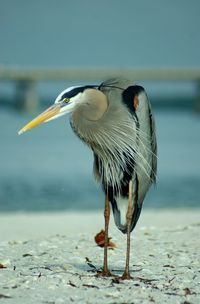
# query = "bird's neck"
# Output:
<box><xmin>71</xmin><ymin>103</ymin><xmax>138</xmax><ymax>188</ymax></box>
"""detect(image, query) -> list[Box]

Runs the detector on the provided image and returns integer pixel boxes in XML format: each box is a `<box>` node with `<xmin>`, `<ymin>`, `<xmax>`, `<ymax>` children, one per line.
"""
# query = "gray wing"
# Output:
<box><xmin>148</xmin><ymin>101</ymin><xmax>157</xmax><ymax>183</ymax></box>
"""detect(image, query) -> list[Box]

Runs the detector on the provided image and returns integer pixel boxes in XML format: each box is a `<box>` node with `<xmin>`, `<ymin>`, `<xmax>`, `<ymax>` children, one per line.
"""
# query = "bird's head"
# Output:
<box><xmin>18</xmin><ymin>85</ymin><xmax>108</xmax><ymax>135</ymax></box>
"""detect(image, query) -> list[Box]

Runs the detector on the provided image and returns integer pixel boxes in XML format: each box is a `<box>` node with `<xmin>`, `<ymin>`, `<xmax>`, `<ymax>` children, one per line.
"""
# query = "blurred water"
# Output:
<box><xmin>0</xmin><ymin>107</ymin><xmax>200</xmax><ymax>211</ymax></box>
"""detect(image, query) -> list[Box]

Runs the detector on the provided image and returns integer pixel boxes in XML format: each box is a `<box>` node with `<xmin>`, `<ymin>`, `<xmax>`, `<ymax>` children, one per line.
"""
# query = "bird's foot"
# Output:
<box><xmin>121</xmin><ymin>270</ymin><xmax>133</xmax><ymax>280</ymax></box>
<box><xmin>96</xmin><ymin>268</ymin><xmax>113</xmax><ymax>278</ymax></box>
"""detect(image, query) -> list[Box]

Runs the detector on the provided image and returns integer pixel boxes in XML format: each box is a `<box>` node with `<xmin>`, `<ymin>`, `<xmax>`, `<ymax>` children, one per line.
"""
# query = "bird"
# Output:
<box><xmin>18</xmin><ymin>78</ymin><xmax>157</xmax><ymax>280</ymax></box>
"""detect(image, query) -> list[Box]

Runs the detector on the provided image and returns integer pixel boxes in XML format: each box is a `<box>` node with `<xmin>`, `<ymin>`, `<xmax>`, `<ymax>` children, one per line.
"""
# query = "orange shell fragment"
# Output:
<box><xmin>94</xmin><ymin>229</ymin><xmax>117</xmax><ymax>249</ymax></box>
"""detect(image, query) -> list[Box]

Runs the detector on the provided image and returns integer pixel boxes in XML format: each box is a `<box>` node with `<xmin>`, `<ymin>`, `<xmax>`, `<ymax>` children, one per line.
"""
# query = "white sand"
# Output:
<box><xmin>0</xmin><ymin>209</ymin><xmax>200</xmax><ymax>303</ymax></box>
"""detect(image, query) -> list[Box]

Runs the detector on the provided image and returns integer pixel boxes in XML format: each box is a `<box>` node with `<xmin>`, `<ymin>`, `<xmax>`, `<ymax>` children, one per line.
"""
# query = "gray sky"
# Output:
<box><xmin>0</xmin><ymin>0</ymin><xmax>200</xmax><ymax>68</ymax></box>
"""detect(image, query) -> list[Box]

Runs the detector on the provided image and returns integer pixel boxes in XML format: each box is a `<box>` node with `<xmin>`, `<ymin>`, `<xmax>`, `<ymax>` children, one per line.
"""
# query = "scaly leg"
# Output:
<box><xmin>98</xmin><ymin>194</ymin><xmax>112</xmax><ymax>276</ymax></box>
<box><xmin>121</xmin><ymin>180</ymin><xmax>133</xmax><ymax>280</ymax></box>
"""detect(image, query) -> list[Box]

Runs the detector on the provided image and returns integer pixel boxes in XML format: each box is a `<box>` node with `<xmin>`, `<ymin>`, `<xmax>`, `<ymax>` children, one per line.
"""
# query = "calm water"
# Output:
<box><xmin>0</xmin><ymin>107</ymin><xmax>200</xmax><ymax>211</ymax></box>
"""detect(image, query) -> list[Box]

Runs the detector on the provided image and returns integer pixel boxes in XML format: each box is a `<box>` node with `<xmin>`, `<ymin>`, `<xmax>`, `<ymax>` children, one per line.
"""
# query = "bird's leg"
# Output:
<box><xmin>98</xmin><ymin>194</ymin><xmax>112</xmax><ymax>277</ymax></box>
<box><xmin>121</xmin><ymin>180</ymin><xmax>133</xmax><ymax>280</ymax></box>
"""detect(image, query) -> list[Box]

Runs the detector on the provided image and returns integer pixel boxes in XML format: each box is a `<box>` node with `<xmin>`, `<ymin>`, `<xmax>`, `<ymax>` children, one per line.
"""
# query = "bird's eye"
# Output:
<box><xmin>63</xmin><ymin>98</ymin><xmax>70</xmax><ymax>103</ymax></box>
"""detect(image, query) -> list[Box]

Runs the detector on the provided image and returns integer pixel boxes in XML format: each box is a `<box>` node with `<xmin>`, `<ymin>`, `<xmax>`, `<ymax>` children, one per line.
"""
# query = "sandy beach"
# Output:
<box><xmin>0</xmin><ymin>209</ymin><xmax>200</xmax><ymax>304</ymax></box>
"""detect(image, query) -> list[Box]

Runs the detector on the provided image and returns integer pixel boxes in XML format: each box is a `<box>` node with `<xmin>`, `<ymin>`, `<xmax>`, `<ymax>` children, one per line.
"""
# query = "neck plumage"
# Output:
<box><xmin>71</xmin><ymin>102</ymin><xmax>138</xmax><ymax>190</ymax></box>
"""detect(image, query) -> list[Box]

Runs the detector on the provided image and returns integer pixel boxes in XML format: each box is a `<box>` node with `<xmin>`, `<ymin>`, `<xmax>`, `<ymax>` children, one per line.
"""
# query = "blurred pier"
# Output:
<box><xmin>0</xmin><ymin>66</ymin><xmax>200</xmax><ymax>111</ymax></box>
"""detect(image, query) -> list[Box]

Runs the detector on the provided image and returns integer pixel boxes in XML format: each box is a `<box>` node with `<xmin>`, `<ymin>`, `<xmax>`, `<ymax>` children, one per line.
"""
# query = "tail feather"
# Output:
<box><xmin>111</xmin><ymin>198</ymin><xmax>142</xmax><ymax>234</ymax></box>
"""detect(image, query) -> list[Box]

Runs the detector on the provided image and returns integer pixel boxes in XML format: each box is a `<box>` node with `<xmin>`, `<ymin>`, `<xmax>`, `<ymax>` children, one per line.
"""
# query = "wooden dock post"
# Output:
<box><xmin>195</xmin><ymin>80</ymin><xmax>200</xmax><ymax>112</ymax></box>
<box><xmin>15</xmin><ymin>80</ymin><xmax>38</xmax><ymax>112</ymax></box>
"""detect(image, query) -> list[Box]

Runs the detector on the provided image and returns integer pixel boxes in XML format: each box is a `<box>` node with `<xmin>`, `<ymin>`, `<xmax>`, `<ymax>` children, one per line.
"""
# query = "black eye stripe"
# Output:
<box><xmin>61</xmin><ymin>85</ymin><xmax>98</xmax><ymax>99</ymax></box>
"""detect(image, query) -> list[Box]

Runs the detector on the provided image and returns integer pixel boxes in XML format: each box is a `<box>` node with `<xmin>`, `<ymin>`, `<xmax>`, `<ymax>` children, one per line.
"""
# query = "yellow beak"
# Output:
<box><xmin>18</xmin><ymin>104</ymin><xmax>61</xmax><ymax>135</ymax></box>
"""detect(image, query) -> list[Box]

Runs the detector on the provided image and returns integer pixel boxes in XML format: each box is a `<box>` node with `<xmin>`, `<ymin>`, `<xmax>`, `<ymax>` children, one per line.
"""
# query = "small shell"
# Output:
<box><xmin>94</xmin><ymin>230</ymin><xmax>117</xmax><ymax>249</ymax></box>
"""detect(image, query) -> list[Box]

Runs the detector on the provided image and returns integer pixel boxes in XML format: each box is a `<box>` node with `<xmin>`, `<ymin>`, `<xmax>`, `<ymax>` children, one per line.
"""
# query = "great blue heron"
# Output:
<box><xmin>18</xmin><ymin>78</ymin><xmax>157</xmax><ymax>280</ymax></box>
